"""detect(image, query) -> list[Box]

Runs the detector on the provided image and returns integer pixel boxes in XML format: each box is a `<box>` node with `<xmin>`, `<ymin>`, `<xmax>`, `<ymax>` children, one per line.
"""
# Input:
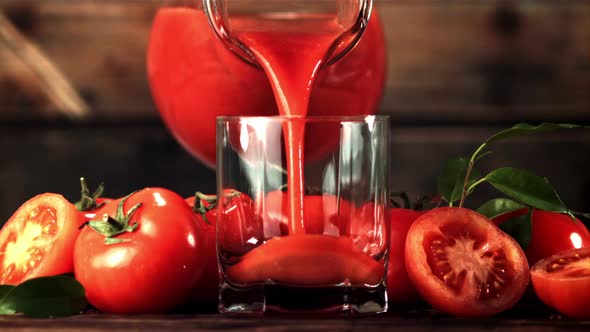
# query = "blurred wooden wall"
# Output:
<box><xmin>0</xmin><ymin>0</ymin><xmax>589</xmax><ymax>122</ymax></box>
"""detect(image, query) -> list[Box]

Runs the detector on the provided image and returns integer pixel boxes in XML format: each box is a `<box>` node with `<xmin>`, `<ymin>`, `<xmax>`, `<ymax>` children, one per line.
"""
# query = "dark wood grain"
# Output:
<box><xmin>1</xmin><ymin>123</ymin><xmax>589</xmax><ymax>223</ymax></box>
<box><xmin>2</xmin><ymin>310</ymin><xmax>590</xmax><ymax>332</ymax></box>
<box><xmin>0</xmin><ymin>0</ymin><xmax>588</xmax><ymax>121</ymax></box>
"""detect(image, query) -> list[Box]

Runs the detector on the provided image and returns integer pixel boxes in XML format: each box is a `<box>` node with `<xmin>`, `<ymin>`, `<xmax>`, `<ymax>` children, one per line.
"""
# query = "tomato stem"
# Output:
<box><xmin>74</xmin><ymin>177</ymin><xmax>105</xmax><ymax>212</ymax></box>
<box><xmin>194</xmin><ymin>190</ymin><xmax>242</xmax><ymax>225</ymax></box>
<box><xmin>87</xmin><ymin>192</ymin><xmax>142</xmax><ymax>244</ymax></box>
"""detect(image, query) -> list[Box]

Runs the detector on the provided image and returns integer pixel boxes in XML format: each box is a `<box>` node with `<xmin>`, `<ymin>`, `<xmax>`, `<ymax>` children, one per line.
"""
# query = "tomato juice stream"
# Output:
<box><xmin>225</xmin><ymin>15</ymin><xmax>385</xmax><ymax>293</ymax></box>
<box><xmin>234</xmin><ymin>16</ymin><xmax>343</xmax><ymax>236</ymax></box>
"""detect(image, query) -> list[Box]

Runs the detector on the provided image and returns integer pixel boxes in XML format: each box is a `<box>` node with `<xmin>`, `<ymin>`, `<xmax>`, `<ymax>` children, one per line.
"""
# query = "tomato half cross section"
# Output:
<box><xmin>531</xmin><ymin>247</ymin><xmax>590</xmax><ymax>319</ymax></box>
<box><xmin>405</xmin><ymin>207</ymin><xmax>529</xmax><ymax>317</ymax></box>
<box><xmin>0</xmin><ymin>193</ymin><xmax>84</xmax><ymax>285</ymax></box>
<box><xmin>226</xmin><ymin>234</ymin><xmax>384</xmax><ymax>286</ymax></box>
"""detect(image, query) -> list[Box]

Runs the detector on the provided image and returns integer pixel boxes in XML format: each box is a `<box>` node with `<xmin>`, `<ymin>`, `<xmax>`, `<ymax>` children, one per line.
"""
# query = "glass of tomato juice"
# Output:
<box><xmin>216</xmin><ymin>115</ymin><xmax>390</xmax><ymax>315</ymax></box>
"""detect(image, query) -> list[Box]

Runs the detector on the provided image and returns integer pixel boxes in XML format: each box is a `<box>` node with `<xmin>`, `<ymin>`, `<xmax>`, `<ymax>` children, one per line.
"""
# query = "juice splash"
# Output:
<box><xmin>235</xmin><ymin>15</ymin><xmax>344</xmax><ymax>235</ymax></box>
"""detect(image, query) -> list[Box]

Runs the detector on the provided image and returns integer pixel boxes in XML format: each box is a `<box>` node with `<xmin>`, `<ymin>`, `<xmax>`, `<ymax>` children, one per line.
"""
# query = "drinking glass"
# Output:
<box><xmin>216</xmin><ymin>115</ymin><xmax>390</xmax><ymax>314</ymax></box>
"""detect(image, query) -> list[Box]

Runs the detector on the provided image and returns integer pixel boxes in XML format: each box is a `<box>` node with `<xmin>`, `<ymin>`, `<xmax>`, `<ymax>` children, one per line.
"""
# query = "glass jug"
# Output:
<box><xmin>147</xmin><ymin>0</ymin><xmax>387</xmax><ymax>168</ymax></box>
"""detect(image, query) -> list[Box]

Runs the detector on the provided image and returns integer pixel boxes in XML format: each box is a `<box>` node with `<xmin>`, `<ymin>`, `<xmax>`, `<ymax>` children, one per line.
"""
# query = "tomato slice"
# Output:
<box><xmin>225</xmin><ymin>234</ymin><xmax>384</xmax><ymax>286</ymax></box>
<box><xmin>531</xmin><ymin>247</ymin><xmax>590</xmax><ymax>319</ymax></box>
<box><xmin>0</xmin><ymin>194</ymin><xmax>83</xmax><ymax>285</ymax></box>
<box><xmin>405</xmin><ymin>207</ymin><xmax>529</xmax><ymax>317</ymax></box>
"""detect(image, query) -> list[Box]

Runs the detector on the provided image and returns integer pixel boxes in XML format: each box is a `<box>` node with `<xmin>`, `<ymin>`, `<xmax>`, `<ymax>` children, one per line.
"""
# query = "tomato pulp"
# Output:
<box><xmin>405</xmin><ymin>208</ymin><xmax>530</xmax><ymax>317</ymax></box>
<box><xmin>531</xmin><ymin>247</ymin><xmax>590</xmax><ymax>319</ymax></box>
<box><xmin>147</xmin><ymin>7</ymin><xmax>385</xmax><ymax>168</ymax></box>
<box><xmin>0</xmin><ymin>194</ymin><xmax>84</xmax><ymax>285</ymax></box>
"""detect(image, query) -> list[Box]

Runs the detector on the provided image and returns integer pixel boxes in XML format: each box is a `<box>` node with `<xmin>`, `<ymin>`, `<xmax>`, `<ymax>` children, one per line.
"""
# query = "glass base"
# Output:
<box><xmin>219</xmin><ymin>279</ymin><xmax>387</xmax><ymax>315</ymax></box>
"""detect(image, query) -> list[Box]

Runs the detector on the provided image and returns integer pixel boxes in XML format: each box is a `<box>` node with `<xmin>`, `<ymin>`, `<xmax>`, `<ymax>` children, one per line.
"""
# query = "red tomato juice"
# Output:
<box><xmin>226</xmin><ymin>16</ymin><xmax>384</xmax><ymax>286</ymax></box>
<box><xmin>235</xmin><ymin>18</ymin><xmax>343</xmax><ymax>235</ymax></box>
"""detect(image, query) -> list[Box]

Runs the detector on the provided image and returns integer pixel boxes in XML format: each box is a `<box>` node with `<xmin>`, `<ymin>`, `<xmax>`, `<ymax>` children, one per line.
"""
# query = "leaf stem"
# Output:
<box><xmin>459</xmin><ymin>143</ymin><xmax>487</xmax><ymax>207</ymax></box>
<box><xmin>466</xmin><ymin>177</ymin><xmax>487</xmax><ymax>195</ymax></box>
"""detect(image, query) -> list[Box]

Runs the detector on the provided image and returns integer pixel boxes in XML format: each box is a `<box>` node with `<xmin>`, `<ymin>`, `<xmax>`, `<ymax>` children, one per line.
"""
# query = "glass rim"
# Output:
<box><xmin>217</xmin><ymin>115</ymin><xmax>390</xmax><ymax>123</ymax></box>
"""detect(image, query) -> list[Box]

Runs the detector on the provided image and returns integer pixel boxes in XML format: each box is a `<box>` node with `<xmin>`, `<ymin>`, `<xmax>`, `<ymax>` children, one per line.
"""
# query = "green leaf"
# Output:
<box><xmin>0</xmin><ymin>276</ymin><xmax>87</xmax><ymax>317</ymax></box>
<box><xmin>485</xmin><ymin>123</ymin><xmax>588</xmax><ymax>146</ymax></box>
<box><xmin>0</xmin><ymin>285</ymin><xmax>14</xmax><ymax>300</ymax></box>
<box><xmin>485</xmin><ymin>167</ymin><xmax>572</xmax><ymax>216</ymax></box>
<box><xmin>0</xmin><ymin>285</ymin><xmax>16</xmax><ymax>314</ymax></box>
<box><xmin>477</xmin><ymin>198</ymin><xmax>525</xmax><ymax>220</ymax></box>
<box><xmin>438</xmin><ymin>157</ymin><xmax>480</xmax><ymax>205</ymax></box>
<box><xmin>498</xmin><ymin>208</ymin><xmax>533</xmax><ymax>250</ymax></box>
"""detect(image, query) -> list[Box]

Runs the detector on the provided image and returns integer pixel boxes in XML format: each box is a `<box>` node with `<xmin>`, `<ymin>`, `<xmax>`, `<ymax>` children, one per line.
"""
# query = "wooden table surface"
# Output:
<box><xmin>1</xmin><ymin>306</ymin><xmax>590</xmax><ymax>332</ymax></box>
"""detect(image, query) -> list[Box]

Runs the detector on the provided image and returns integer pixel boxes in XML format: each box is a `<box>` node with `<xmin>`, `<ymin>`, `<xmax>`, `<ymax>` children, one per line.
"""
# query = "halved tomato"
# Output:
<box><xmin>0</xmin><ymin>194</ymin><xmax>84</xmax><ymax>285</ymax></box>
<box><xmin>531</xmin><ymin>247</ymin><xmax>590</xmax><ymax>319</ymax></box>
<box><xmin>405</xmin><ymin>207</ymin><xmax>529</xmax><ymax>317</ymax></box>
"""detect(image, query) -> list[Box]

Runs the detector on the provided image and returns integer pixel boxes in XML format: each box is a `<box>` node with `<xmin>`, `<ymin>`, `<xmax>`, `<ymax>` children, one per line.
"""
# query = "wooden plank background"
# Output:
<box><xmin>0</xmin><ymin>0</ymin><xmax>588</xmax><ymax>122</ymax></box>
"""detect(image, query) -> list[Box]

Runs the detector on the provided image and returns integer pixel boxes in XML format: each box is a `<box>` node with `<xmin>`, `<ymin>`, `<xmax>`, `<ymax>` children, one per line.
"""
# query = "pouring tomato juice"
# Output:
<box><xmin>147</xmin><ymin>7</ymin><xmax>385</xmax><ymax>167</ymax></box>
<box><xmin>223</xmin><ymin>16</ymin><xmax>385</xmax><ymax>286</ymax></box>
<box><xmin>147</xmin><ymin>6</ymin><xmax>387</xmax><ymax>288</ymax></box>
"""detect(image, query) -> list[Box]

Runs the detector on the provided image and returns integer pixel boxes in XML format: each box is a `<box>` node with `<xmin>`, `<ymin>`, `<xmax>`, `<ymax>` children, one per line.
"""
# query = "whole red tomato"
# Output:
<box><xmin>493</xmin><ymin>209</ymin><xmax>590</xmax><ymax>266</ymax></box>
<box><xmin>405</xmin><ymin>207</ymin><xmax>529</xmax><ymax>317</ymax></box>
<box><xmin>214</xmin><ymin>191</ymin><xmax>261</xmax><ymax>256</ymax></box>
<box><xmin>185</xmin><ymin>192</ymin><xmax>222</xmax><ymax>307</ymax></box>
<box><xmin>74</xmin><ymin>188</ymin><xmax>204</xmax><ymax>314</ymax></box>
<box><xmin>147</xmin><ymin>6</ymin><xmax>386</xmax><ymax>168</ymax></box>
<box><xmin>0</xmin><ymin>194</ymin><xmax>84</xmax><ymax>285</ymax></box>
<box><xmin>531</xmin><ymin>247</ymin><xmax>590</xmax><ymax>319</ymax></box>
<box><xmin>387</xmin><ymin>208</ymin><xmax>425</xmax><ymax>305</ymax></box>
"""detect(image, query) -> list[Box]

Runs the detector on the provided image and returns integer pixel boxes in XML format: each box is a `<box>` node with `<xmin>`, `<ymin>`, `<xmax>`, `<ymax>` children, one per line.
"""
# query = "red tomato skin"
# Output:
<box><xmin>531</xmin><ymin>248</ymin><xmax>590</xmax><ymax>319</ymax></box>
<box><xmin>185</xmin><ymin>196</ymin><xmax>219</xmax><ymax>306</ymax></box>
<box><xmin>494</xmin><ymin>209</ymin><xmax>590</xmax><ymax>266</ymax></box>
<box><xmin>191</xmin><ymin>219</ymin><xmax>218</xmax><ymax>306</ymax></box>
<box><xmin>387</xmin><ymin>208</ymin><xmax>425</xmax><ymax>304</ymax></box>
<box><xmin>74</xmin><ymin>188</ymin><xmax>204</xmax><ymax>314</ymax></box>
<box><xmin>217</xmin><ymin>192</ymin><xmax>261</xmax><ymax>256</ymax></box>
<box><xmin>0</xmin><ymin>194</ymin><xmax>84</xmax><ymax>285</ymax></box>
<box><xmin>405</xmin><ymin>207</ymin><xmax>530</xmax><ymax>318</ymax></box>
